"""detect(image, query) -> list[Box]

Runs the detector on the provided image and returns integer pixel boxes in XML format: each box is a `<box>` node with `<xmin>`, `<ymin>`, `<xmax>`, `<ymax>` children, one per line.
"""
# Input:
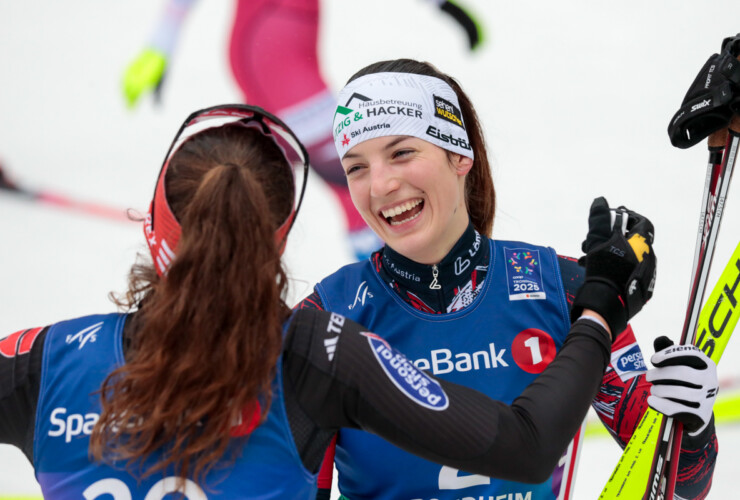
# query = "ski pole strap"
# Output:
<box><xmin>668</xmin><ymin>33</ymin><xmax>740</xmax><ymax>149</ymax></box>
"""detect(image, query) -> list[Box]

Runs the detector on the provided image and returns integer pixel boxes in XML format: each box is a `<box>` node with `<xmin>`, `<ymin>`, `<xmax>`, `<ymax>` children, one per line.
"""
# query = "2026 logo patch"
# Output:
<box><xmin>362</xmin><ymin>332</ymin><xmax>449</xmax><ymax>411</ymax></box>
<box><xmin>505</xmin><ymin>248</ymin><xmax>546</xmax><ymax>301</ymax></box>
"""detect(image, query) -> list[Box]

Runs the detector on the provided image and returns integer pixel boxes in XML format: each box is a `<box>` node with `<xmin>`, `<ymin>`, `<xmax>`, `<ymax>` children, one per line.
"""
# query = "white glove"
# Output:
<box><xmin>646</xmin><ymin>336</ymin><xmax>718</xmax><ymax>436</ymax></box>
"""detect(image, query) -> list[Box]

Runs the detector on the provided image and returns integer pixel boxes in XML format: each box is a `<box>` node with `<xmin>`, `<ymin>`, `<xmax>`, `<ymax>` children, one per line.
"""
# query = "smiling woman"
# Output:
<box><xmin>296</xmin><ymin>59</ymin><xmax>720</xmax><ymax>500</ymax></box>
<box><xmin>342</xmin><ymin>135</ymin><xmax>471</xmax><ymax>264</ymax></box>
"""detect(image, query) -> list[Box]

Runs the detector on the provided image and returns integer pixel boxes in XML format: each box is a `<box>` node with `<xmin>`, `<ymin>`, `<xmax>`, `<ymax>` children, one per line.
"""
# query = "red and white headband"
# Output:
<box><xmin>145</xmin><ymin>104</ymin><xmax>309</xmax><ymax>277</ymax></box>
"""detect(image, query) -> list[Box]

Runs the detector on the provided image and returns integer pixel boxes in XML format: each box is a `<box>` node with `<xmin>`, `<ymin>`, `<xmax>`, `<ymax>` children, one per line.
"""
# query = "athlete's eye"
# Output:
<box><xmin>345</xmin><ymin>164</ymin><xmax>364</xmax><ymax>176</ymax></box>
<box><xmin>392</xmin><ymin>149</ymin><xmax>414</xmax><ymax>159</ymax></box>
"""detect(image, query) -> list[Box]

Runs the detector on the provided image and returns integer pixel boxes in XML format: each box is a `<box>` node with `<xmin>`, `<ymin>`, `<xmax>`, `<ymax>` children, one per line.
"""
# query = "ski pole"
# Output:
<box><xmin>0</xmin><ymin>165</ymin><xmax>134</xmax><ymax>224</ymax></box>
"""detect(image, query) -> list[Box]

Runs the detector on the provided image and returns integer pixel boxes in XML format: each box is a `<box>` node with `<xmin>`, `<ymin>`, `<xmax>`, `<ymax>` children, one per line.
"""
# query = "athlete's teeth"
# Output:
<box><xmin>382</xmin><ymin>199</ymin><xmax>421</xmax><ymax>218</ymax></box>
<box><xmin>390</xmin><ymin>210</ymin><xmax>422</xmax><ymax>226</ymax></box>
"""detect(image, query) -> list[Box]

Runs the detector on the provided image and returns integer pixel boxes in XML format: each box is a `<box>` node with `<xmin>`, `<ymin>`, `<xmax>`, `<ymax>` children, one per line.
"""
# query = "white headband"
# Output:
<box><xmin>333</xmin><ymin>72</ymin><xmax>474</xmax><ymax>160</ymax></box>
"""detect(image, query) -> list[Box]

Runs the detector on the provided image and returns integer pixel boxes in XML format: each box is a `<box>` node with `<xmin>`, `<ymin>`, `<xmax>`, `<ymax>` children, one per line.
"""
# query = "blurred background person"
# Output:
<box><xmin>121</xmin><ymin>0</ymin><xmax>484</xmax><ymax>261</ymax></box>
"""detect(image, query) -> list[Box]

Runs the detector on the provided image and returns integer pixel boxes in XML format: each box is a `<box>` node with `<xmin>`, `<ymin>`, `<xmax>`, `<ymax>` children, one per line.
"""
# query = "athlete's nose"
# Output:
<box><xmin>369</xmin><ymin>162</ymin><xmax>400</xmax><ymax>198</ymax></box>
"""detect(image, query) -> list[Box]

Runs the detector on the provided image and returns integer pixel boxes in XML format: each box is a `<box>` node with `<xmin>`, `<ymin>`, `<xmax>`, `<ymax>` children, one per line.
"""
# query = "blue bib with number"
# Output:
<box><xmin>317</xmin><ymin>239</ymin><xmax>573</xmax><ymax>500</ymax></box>
<box><xmin>33</xmin><ymin>313</ymin><xmax>317</xmax><ymax>499</ymax></box>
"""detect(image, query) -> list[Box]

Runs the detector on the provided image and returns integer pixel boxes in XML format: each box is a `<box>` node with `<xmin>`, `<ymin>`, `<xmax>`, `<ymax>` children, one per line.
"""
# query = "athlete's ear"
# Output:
<box><xmin>452</xmin><ymin>154</ymin><xmax>473</xmax><ymax>176</ymax></box>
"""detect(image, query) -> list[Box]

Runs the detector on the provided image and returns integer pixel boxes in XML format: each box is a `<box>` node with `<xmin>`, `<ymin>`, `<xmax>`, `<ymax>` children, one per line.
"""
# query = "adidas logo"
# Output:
<box><xmin>324</xmin><ymin>313</ymin><xmax>346</xmax><ymax>361</ymax></box>
<box><xmin>155</xmin><ymin>239</ymin><xmax>176</xmax><ymax>275</ymax></box>
<box><xmin>324</xmin><ymin>336</ymin><xmax>338</xmax><ymax>361</ymax></box>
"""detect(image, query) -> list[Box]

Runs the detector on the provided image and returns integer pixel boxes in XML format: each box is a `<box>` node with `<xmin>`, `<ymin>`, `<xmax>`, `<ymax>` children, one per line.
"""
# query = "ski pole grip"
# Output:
<box><xmin>730</xmin><ymin>114</ymin><xmax>740</xmax><ymax>133</ymax></box>
<box><xmin>708</xmin><ymin>128</ymin><xmax>728</xmax><ymax>147</ymax></box>
<box><xmin>707</xmin><ymin>114</ymin><xmax>740</xmax><ymax>147</ymax></box>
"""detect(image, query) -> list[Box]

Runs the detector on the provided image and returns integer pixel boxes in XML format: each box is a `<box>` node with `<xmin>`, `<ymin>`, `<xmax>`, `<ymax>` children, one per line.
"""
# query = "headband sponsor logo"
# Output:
<box><xmin>344</xmin><ymin>93</ymin><xmax>372</xmax><ymax>108</ymax></box>
<box><xmin>336</xmin><ymin>94</ymin><xmax>425</xmax><ymax>142</ymax></box>
<box><xmin>356</xmin><ymin>97</ymin><xmax>422</xmax><ymax>111</ymax></box>
<box><xmin>425</xmin><ymin>126</ymin><xmax>472</xmax><ymax>151</ymax></box>
<box><xmin>363</xmin><ymin>331</ymin><xmax>449</xmax><ymax>410</ymax></box>
<box><xmin>365</xmin><ymin>106</ymin><xmax>423</xmax><ymax>119</ymax></box>
<box><xmin>433</xmin><ymin>94</ymin><xmax>465</xmax><ymax>129</ymax></box>
<box><xmin>334</xmin><ymin>93</ymin><xmax>370</xmax><ymax>138</ymax></box>
<box><xmin>349</xmin><ymin>122</ymin><xmax>392</xmax><ymax>142</ymax></box>
<box><xmin>359</xmin><ymin>97</ymin><xmax>423</xmax><ymax>120</ymax></box>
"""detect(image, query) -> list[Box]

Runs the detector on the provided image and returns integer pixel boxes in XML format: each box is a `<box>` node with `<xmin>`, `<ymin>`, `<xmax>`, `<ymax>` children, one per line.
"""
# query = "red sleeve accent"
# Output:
<box><xmin>317</xmin><ymin>433</ymin><xmax>337</xmax><ymax>490</ymax></box>
<box><xmin>592</xmin><ymin>324</ymin><xmax>652</xmax><ymax>447</ymax></box>
<box><xmin>557</xmin><ymin>254</ymin><xmax>578</xmax><ymax>263</ymax></box>
<box><xmin>611</xmin><ymin>324</ymin><xmax>637</xmax><ymax>350</ymax></box>
<box><xmin>676</xmin><ymin>431</ymin><xmax>718</xmax><ymax>499</ymax></box>
<box><xmin>294</xmin><ymin>290</ymin><xmax>324</xmax><ymax>311</ymax></box>
<box><xmin>0</xmin><ymin>327</ymin><xmax>44</xmax><ymax>358</ymax></box>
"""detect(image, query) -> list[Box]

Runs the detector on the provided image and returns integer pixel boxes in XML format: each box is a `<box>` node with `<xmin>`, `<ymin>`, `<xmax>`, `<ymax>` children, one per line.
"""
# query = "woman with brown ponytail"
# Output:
<box><xmin>0</xmin><ymin>104</ymin><xmax>654</xmax><ymax>499</ymax></box>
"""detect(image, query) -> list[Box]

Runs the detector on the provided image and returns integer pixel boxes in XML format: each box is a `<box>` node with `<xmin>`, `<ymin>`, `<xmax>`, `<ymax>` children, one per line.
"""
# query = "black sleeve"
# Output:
<box><xmin>283</xmin><ymin>309</ymin><xmax>611</xmax><ymax>484</ymax></box>
<box><xmin>0</xmin><ymin>326</ymin><xmax>48</xmax><ymax>462</ymax></box>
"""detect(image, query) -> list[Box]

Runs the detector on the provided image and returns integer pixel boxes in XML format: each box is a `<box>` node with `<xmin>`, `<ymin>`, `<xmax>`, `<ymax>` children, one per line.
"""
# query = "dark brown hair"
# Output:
<box><xmin>348</xmin><ymin>59</ymin><xmax>495</xmax><ymax>237</ymax></box>
<box><xmin>90</xmin><ymin>124</ymin><xmax>294</xmax><ymax>489</ymax></box>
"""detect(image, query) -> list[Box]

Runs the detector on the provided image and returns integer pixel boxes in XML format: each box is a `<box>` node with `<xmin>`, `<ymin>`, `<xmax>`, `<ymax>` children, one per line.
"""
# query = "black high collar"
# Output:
<box><xmin>377</xmin><ymin>223</ymin><xmax>489</xmax><ymax>313</ymax></box>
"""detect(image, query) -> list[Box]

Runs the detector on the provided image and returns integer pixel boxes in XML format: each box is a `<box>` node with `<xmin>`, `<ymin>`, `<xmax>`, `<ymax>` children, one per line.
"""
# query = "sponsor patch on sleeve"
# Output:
<box><xmin>610</xmin><ymin>343</ymin><xmax>647</xmax><ymax>381</ymax></box>
<box><xmin>504</xmin><ymin>248</ymin><xmax>546</xmax><ymax>301</ymax></box>
<box><xmin>362</xmin><ymin>332</ymin><xmax>449</xmax><ymax>411</ymax></box>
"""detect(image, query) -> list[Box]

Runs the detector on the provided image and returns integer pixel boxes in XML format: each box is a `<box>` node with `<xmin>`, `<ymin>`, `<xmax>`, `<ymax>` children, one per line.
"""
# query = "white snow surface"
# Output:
<box><xmin>2</xmin><ymin>1</ymin><xmax>740</xmax><ymax>498</ymax></box>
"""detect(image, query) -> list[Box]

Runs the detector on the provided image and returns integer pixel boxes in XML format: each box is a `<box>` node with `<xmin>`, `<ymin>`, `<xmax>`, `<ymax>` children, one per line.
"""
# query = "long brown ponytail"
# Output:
<box><xmin>90</xmin><ymin>124</ymin><xmax>294</xmax><ymax>488</ymax></box>
<box><xmin>347</xmin><ymin>59</ymin><xmax>495</xmax><ymax>237</ymax></box>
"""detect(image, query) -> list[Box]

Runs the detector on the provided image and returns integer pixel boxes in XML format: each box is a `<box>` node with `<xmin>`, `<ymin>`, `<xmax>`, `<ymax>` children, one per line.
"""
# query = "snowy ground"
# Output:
<box><xmin>2</xmin><ymin>1</ymin><xmax>740</xmax><ymax>498</ymax></box>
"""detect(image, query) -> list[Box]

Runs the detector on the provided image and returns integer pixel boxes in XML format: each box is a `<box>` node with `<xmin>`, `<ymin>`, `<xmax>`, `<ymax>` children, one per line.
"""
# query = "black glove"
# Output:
<box><xmin>571</xmin><ymin>197</ymin><xmax>657</xmax><ymax>336</ymax></box>
<box><xmin>438</xmin><ymin>0</ymin><xmax>483</xmax><ymax>51</ymax></box>
<box><xmin>668</xmin><ymin>33</ymin><xmax>740</xmax><ymax>149</ymax></box>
